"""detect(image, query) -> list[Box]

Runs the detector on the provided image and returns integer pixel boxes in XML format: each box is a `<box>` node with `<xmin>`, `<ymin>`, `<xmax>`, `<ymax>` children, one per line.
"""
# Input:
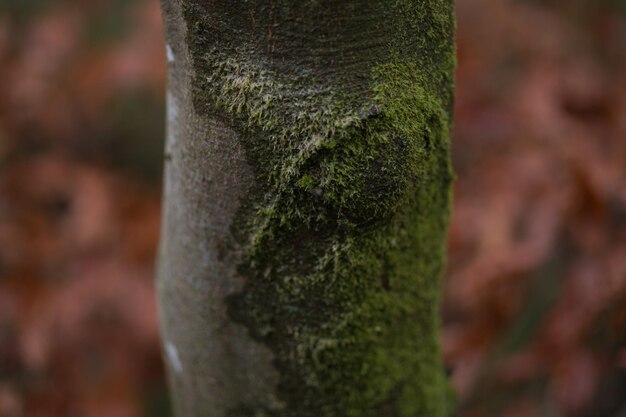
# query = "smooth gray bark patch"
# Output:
<box><xmin>157</xmin><ymin>1</ymin><xmax>284</xmax><ymax>415</ymax></box>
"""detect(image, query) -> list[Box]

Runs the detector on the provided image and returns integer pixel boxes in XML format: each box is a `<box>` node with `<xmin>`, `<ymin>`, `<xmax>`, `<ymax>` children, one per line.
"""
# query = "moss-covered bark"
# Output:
<box><xmin>158</xmin><ymin>1</ymin><xmax>456</xmax><ymax>416</ymax></box>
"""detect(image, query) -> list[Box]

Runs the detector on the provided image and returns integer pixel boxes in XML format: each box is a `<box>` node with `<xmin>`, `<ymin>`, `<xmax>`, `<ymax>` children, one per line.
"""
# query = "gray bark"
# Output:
<box><xmin>157</xmin><ymin>1</ymin><xmax>456</xmax><ymax>416</ymax></box>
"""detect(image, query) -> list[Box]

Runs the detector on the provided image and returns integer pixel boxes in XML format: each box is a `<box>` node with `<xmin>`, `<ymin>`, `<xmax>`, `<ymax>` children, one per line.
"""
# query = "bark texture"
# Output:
<box><xmin>157</xmin><ymin>1</ymin><xmax>456</xmax><ymax>416</ymax></box>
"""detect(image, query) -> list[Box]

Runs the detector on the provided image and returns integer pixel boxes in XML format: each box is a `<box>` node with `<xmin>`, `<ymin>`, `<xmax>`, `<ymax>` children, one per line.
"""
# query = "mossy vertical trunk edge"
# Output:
<box><xmin>157</xmin><ymin>1</ymin><xmax>456</xmax><ymax>416</ymax></box>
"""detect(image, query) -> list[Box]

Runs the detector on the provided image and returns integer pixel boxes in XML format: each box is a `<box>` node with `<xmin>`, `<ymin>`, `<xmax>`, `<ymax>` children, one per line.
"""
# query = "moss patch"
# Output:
<box><xmin>181</xmin><ymin>1</ymin><xmax>456</xmax><ymax>416</ymax></box>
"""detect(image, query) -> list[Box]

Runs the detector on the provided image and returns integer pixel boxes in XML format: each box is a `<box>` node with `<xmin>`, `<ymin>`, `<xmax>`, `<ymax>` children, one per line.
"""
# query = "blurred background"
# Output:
<box><xmin>0</xmin><ymin>0</ymin><xmax>625</xmax><ymax>416</ymax></box>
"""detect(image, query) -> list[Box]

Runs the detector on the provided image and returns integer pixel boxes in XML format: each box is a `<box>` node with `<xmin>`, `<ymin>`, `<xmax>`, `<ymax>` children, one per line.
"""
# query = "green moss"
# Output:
<box><xmin>296</xmin><ymin>175</ymin><xmax>315</xmax><ymax>192</ymax></box>
<box><xmin>181</xmin><ymin>1</ymin><xmax>456</xmax><ymax>416</ymax></box>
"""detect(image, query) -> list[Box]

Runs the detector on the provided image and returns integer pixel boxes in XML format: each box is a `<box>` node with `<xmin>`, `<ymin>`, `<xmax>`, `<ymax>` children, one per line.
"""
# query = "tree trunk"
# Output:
<box><xmin>157</xmin><ymin>1</ymin><xmax>456</xmax><ymax>416</ymax></box>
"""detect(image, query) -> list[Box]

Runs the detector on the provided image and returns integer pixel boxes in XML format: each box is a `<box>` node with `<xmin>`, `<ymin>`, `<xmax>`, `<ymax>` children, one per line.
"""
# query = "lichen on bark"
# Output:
<box><xmin>172</xmin><ymin>0</ymin><xmax>456</xmax><ymax>415</ymax></box>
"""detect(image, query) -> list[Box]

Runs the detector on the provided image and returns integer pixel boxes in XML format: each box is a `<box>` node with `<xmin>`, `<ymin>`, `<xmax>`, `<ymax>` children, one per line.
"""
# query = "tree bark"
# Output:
<box><xmin>157</xmin><ymin>1</ymin><xmax>456</xmax><ymax>416</ymax></box>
